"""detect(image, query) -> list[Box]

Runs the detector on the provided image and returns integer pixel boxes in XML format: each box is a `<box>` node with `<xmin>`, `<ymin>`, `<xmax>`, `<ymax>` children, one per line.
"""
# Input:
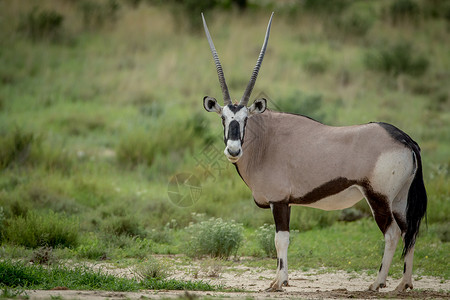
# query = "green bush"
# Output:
<box><xmin>185</xmin><ymin>218</ymin><xmax>243</xmax><ymax>258</ymax></box>
<box><xmin>77</xmin><ymin>0</ymin><xmax>120</xmax><ymax>29</ymax></box>
<box><xmin>334</xmin><ymin>9</ymin><xmax>374</xmax><ymax>37</ymax></box>
<box><xmin>256</xmin><ymin>224</ymin><xmax>276</xmax><ymax>258</ymax></box>
<box><xmin>303</xmin><ymin>56</ymin><xmax>329</xmax><ymax>75</ymax></box>
<box><xmin>275</xmin><ymin>90</ymin><xmax>326</xmax><ymax>122</ymax></box>
<box><xmin>2</xmin><ymin>211</ymin><xmax>79</xmax><ymax>249</ymax></box>
<box><xmin>302</xmin><ymin>0</ymin><xmax>349</xmax><ymax>14</ymax></box>
<box><xmin>103</xmin><ymin>215</ymin><xmax>146</xmax><ymax>238</ymax></box>
<box><xmin>0</xmin><ymin>127</ymin><xmax>35</xmax><ymax>169</ymax></box>
<box><xmin>365</xmin><ymin>42</ymin><xmax>429</xmax><ymax>77</ymax></box>
<box><xmin>388</xmin><ymin>0</ymin><xmax>420</xmax><ymax>25</ymax></box>
<box><xmin>18</xmin><ymin>8</ymin><xmax>64</xmax><ymax>41</ymax></box>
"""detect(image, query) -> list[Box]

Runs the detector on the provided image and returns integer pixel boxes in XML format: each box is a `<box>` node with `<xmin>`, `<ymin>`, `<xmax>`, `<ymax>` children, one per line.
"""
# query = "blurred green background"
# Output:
<box><xmin>0</xmin><ymin>0</ymin><xmax>448</xmax><ymax>274</ymax></box>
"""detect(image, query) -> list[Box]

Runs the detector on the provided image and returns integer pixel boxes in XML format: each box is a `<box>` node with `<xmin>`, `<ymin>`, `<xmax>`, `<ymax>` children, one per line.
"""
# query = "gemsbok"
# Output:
<box><xmin>201</xmin><ymin>13</ymin><xmax>427</xmax><ymax>292</ymax></box>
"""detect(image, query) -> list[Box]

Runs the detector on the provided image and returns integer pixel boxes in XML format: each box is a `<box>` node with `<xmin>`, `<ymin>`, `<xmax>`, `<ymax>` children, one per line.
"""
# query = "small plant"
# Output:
<box><xmin>185</xmin><ymin>218</ymin><xmax>243</xmax><ymax>258</ymax></box>
<box><xmin>256</xmin><ymin>224</ymin><xmax>276</xmax><ymax>258</ymax></box>
<box><xmin>3</xmin><ymin>211</ymin><xmax>79</xmax><ymax>249</ymax></box>
<box><xmin>365</xmin><ymin>42</ymin><xmax>429</xmax><ymax>77</ymax></box>
<box><xmin>134</xmin><ymin>258</ymin><xmax>171</xmax><ymax>280</ymax></box>
<box><xmin>30</xmin><ymin>246</ymin><xmax>55</xmax><ymax>265</ymax></box>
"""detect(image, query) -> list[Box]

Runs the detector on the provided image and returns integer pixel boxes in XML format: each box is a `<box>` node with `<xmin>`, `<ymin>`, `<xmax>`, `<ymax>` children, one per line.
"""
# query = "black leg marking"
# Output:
<box><xmin>393</xmin><ymin>212</ymin><xmax>407</xmax><ymax>234</ymax></box>
<box><xmin>379</xmin><ymin>263</ymin><xmax>383</xmax><ymax>272</ymax></box>
<box><xmin>279</xmin><ymin>258</ymin><xmax>284</xmax><ymax>270</ymax></box>
<box><xmin>360</xmin><ymin>179</ymin><xmax>392</xmax><ymax>234</ymax></box>
<box><xmin>276</xmin><ymin>258</ymin><xmax>279</xmax><ymax>268</ymax></box>
<box><xmin>271</xmin><ymin>202</ymin><xmax>290</xmax><ymax>232</ymax></box>
<box><xmin>404</xmin><ymin>262</ymin><xmax>406</xmax><ymax>274</ymax></box>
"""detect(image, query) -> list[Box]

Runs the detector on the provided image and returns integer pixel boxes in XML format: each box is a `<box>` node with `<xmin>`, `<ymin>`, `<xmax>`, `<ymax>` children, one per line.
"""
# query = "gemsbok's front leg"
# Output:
<box><xmin>266</xmin><ymin>202</ymin><xmax>291</xmax><ymax>292</ymax></box>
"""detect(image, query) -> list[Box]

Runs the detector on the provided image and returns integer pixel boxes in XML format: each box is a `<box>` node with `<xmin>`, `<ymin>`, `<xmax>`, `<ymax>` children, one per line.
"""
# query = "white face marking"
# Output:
<box><xmin>222</xmin><ymin>106</ymin><xmax>248</xmax><ymax>139</ymax></box>
<box><xmin>221</xmin><ymin>105</ymin><xmax>249</xmax><ymax>162</ymax></box>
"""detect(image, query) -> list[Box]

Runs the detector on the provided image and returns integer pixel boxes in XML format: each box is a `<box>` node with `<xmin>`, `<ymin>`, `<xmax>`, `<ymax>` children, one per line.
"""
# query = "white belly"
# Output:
<box><xmin>293</xmin><ymin>185</ymin><xmax>364</xmax><ymax>211</ymax></box>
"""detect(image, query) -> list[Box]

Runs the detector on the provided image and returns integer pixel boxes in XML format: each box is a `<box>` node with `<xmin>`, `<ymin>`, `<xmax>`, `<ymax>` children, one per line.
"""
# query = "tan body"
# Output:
<box><xmin>237</xmin><ymin>110</ymin><xmax>414</xmax><ymax>211</ymax></box>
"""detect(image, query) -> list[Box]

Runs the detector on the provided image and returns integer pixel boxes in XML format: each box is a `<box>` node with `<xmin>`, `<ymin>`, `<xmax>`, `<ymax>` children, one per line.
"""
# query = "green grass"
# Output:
<box><xmin>0</xmin><ymin>260</ymin><xmax>217</xmax><ymax>292</ymax></box>
<box><xmin>0</xmin><ymin>0</ymin><xmax>448</xmax><ymax>289</ymax></box>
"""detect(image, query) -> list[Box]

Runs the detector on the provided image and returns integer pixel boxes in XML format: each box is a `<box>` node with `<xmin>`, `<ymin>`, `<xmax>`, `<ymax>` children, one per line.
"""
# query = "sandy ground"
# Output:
<box><xmin>26</xmin><ymin>257</ymin><xmax>449</xmax><ymax>299</ymax></box>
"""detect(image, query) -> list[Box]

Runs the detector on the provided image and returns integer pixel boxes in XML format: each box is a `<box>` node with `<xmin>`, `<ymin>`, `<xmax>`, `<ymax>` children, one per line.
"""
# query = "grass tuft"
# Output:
<box><xmin>2</xmin><ymin>211</ymin><xmax>79</xmax><ymax>249</ymax></box>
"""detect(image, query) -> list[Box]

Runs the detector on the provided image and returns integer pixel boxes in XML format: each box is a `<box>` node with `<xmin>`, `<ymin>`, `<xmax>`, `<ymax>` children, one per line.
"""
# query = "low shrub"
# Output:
<box><xmin>2</xmin><ymin>211</ymin><xmax>79</xmax><ymax>249</ymax></box>
<box><xmin>256</xmin><ymin>224</ymin><xmax>276</xmax><ymax>258</ymax></box>
<box><xmin>103</xmin><ymin>215</ymin><xmax>146</xmax><ymax>238</ymax></box>
<box><xmin>302</xmin><ymin>0</ymin><xmax>349</xmax><ymax>14</ymax></box>
<box><xmin>0</xmin><ymin>126</ymin><xmax>35</xmax><ymax>169</ymax></box>
<box><xmin>274</xmin><ymin>90</ymin><xmax>326</xmax><ymax>123</ymax></box>
<box><xmin>77</xmin><ymin>0</ymin><xmax>121</xmax><ymax>29</ymax></box>
<box><xmin>388</xmin><ymin>0</ymin><xmax>420</xmax><ymax>25</ymax></box>
<box><xmin>76</xmin><ymin>235</ymin><xmax>110</xmax><ymax>260</ymax></box>
<box><xmin>333</xmin><ymin>9</ymin><xmax>374</xmax><ymax>37</ymax></box>
<box><xmin>18</xmin><ymin>8</ymin><xmax>64</xmax><ymax>41</ymax></box>
<box><xmin>134</xmin><ymin>258</ymin><xmax>171</xmax><ymax>280</ymax></box>
<box><xmin>303</xmin><ymin>56</ymin><xmax>329</xmax><ymax>75</ymax></box>
<box><xmin>185</xmin><ymin>218</ymin><xmax>243</xmax><ymax>258</ymax></box>
<box><xmin>30</xmin><ymin>246</ymin><xmax>55</xmax><ymax>265</ymax></box>
<box><xmin>365</xmin><ymin>42</ymin><xmax>429</xmax><ymax>77</ymax></box>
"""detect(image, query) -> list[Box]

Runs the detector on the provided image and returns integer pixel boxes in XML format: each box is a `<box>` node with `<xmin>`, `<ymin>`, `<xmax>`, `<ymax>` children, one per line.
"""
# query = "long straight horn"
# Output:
<box><xmin>202</xmin><ymin>13</ymin><xmax>232</xmax><ymax>106</ymax></box>
<box><xmin>240</xmin><ymin>12</ymin><xmax>274</xmax><ymax>106</ymax></box>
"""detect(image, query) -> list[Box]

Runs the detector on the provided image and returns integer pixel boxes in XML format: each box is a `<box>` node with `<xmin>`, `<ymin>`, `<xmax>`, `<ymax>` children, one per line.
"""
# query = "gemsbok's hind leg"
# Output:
<box><xmin>267</xmin><ymin>202</ymin><xmax>290</xmax><ymax>292</ymax></box>
<box><xmin>395</xmin><ymin>246</ymin><xmax>415</xmax><ymax>291</ymax></box>
<box><xmin>369</xmin><ymin>221</ymin><xmax>401</xmax><ymax>291</ymax></box>
<box><xmin>362</xmin><ymin>186</ymin><xmax>401</xmax><ymax>291</ymax></box>
<box><xmin>392</xmin><ymin>187</ymin><xmax>415</xmax><ymax>291</ymax></box>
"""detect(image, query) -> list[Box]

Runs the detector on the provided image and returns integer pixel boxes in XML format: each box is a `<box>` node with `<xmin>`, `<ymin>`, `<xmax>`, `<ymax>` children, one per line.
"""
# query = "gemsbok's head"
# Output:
<box><xmin>202</xmin><ymin>13</ymin><xmax>273</xmax><ymax>163</ymax></box>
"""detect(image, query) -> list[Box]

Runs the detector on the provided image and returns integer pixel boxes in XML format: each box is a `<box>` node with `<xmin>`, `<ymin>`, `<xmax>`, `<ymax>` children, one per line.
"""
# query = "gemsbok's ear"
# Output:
<box><xmin>248</xmin><ymin>98</ymin><xmax>267</xmax><ymax>115</ymax></box>
<box><xmin>203</xmin><ymin>96</ymin><xmax>222</xmax><ymax>114</ymax></box>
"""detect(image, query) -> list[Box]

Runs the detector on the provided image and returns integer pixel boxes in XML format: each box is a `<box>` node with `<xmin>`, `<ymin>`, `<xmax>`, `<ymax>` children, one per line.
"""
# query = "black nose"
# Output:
<box><xmin>228</xmin><ymin>148</ymin><xmax>241</xmax><ymax>157</ymax></box>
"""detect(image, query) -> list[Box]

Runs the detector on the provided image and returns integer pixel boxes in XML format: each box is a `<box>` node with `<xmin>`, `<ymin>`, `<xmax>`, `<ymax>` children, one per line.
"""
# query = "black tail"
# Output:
<box><xmin>376</xmin><ymin>122</ymin><xmax>427</xmax><ymax>258</ymax></box>
<box><xmin>402</xmin><ymin>147</ymin><xmax>427</xmax><ymax>257</ymax></box>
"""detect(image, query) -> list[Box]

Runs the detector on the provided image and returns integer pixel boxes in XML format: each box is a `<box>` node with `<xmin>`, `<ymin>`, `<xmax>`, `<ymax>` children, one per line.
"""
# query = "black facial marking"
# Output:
<box><xmin>228</xmin><ymin>120</ymin><xmax>240</xmax><ymax>141</ymax></box>
<box><xmin>227</xmin><ymin>104</ymin><xmax>245</xmax><ymax>113</ymax></box>
<box><xmin>271</xmin><ymin>202</ymin><xmax>290</xmax><ymax>232</ymax></box>
<box><xmin>279</xmin><ymin>258</ymin><xmax>284</xmax><ymax>270</ymax></box>
<box><xmin>288</xmin><ymin>177</ymin><xmax>392</xmax><ymax>234</ymax></box>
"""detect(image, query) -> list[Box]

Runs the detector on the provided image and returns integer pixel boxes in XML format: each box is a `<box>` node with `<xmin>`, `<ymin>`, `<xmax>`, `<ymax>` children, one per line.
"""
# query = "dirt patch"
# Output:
<box><xmin>26</xmin><ymin>257</ymin><xmax>449</xmax><ymax>299</ymax></box>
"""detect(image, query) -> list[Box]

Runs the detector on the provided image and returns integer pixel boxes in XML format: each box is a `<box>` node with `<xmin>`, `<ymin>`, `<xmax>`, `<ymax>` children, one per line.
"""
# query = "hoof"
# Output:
<box><xmin>395</xmin><ymin>282</ymin><xmax>413</xmax><ymax>292</ymax></box>
<box><xmin>368</xmin><ymin>282</ymin><xmax>386</xmax><ymax>291</ymax></box>
<box><xmin>265</xmin><ymin>280</ymin><xmax>284</xmax><ymax>292</ymax></box>
<box><xmin>265</xmin><ymin>286</ymin><xmax>284</xmax><ymax>292</ymax></box>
